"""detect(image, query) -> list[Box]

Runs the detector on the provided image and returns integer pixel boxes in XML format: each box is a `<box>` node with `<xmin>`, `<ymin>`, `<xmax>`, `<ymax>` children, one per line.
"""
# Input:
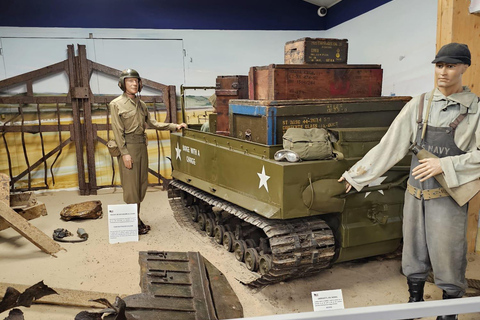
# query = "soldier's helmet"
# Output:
<box><xmin>118</xmin><ymin>68</ymin><xmax>142</xmax><ymax>92</ymax></box>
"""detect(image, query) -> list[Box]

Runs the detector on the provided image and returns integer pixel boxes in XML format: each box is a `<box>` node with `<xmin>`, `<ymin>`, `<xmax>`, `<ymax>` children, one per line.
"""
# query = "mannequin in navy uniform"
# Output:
<box><xmin>110</xmin><ymin>69</ymin><xmax>187</xmax><ymax>235</ymax></box>
<box><xmin>339</xmin><ymin>43</ymin><xmax>480</xmax><ymax>320</ymax></box>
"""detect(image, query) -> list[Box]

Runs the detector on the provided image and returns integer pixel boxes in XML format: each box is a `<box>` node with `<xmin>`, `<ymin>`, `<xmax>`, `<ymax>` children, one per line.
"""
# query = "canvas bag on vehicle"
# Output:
<box><xmin>283</xmin><ymin>128</ymin><xmax>340</xmax><ymax>160</ymax></box>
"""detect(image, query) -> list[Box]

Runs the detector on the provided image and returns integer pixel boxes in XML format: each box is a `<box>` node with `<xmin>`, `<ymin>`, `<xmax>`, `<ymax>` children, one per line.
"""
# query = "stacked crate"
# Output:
<box><xmin>227</xmin><ymin>38</ymin><xmax>410</xmax><ymax>145</ymax></box>
<box><xmin>214</xmin><ymin>75</ymin><xmax>248</xmax><ymax>136</ymax></box>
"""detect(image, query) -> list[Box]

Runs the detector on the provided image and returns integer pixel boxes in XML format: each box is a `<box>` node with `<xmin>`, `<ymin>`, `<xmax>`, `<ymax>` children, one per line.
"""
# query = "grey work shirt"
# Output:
<box><xmin>110</xmin><ymin>93</ymin><xmax>177</xmax><ymax>155</ymax></box>
<box><xmin>342</xmin><ymin>87</ymin><xmax>480</xmax><ymax>191</ymax></box>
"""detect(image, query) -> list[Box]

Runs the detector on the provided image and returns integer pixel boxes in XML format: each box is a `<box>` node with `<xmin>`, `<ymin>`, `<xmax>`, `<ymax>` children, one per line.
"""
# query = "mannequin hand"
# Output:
<box><xmin>176</xmin><ymin>123</ymin><xmax>187</xmax><ymax>130</ymax></box>
<box><xmin>122</xmin><ymin>154</ymin><xmax>133</xmax><ymax>169</ymax></box>
<box><xmin>338</xmin><ymin>176</ymin><xmax>352</xmax><ymax>193</ymax></box>
<box><xmin>412</xmin><ymin>158</ymin><xmax>443</xmax><ymax>182</ymax></box>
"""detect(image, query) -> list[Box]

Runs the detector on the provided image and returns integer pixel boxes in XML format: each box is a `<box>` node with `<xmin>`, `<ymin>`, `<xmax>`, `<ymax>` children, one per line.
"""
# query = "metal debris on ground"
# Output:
<box><xmin>75</xmin><ymin>251</ymin><xmax>243</xmax><ymax>320</ymax></box>
<box><xmin>52</xmin><ymin>228</ymin><xmax>89</xmax><ymax>243</ymax></box>
<box><xmin>0</xmin><ymin>281</ymin><xmax>58</xmax><ymax>314</ymax></box>
<box><xmin>60</xmin><ymin>200</ymin><xmax>103</xmax><ymax>221</ymax></box>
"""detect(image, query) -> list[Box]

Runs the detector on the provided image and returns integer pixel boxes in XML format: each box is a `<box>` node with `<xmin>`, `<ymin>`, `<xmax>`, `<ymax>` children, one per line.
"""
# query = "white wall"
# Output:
<box><xmin>0</xmin><ymin>28</ymin><xmax>324</xmax><ymax>95</ymax></box>
<box><xmin>0</xmin><ymin>0</ymin><xmax>437</xmax><ymax>97</ymax></box>
<box><xmin>326</xmin><ymin>0</ymin><xmax>438</xmax><ymax>97</ymax></box>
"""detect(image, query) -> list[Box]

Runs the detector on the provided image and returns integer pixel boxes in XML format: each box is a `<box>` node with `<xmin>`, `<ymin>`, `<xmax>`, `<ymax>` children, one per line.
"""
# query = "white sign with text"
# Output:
<box><xmin>108</xmin><ymin>204</ymin><xmax>138</xmax><ymax>244</ymax></box>
<box><xmin>311</xmin><ymin>289</ymin><xmax>345</xmax><ymax>312</ymax></box>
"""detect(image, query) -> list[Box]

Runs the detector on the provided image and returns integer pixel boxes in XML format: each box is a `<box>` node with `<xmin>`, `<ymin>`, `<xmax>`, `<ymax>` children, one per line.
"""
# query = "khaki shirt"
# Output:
<box><xmin>109</xmin><ymin>93</ymin><xmax>178</xmax><ymax>155</ymax></box>
<box><xmin>343</xmin><ymin>87</ymin><xmax>480</xmax><ymax>191</ymax></box>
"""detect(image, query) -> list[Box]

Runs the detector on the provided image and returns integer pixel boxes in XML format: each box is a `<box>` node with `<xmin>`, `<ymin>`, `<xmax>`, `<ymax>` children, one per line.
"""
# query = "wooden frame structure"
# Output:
<box><xmin>0</xmin><ymin>44</ymin><xmax>177</xmax><ymax>195</ymax></box>
<box><xmin>436</xmin><ymin>0</ymin><xmax>480</xmax><ymax>252</ymax></box>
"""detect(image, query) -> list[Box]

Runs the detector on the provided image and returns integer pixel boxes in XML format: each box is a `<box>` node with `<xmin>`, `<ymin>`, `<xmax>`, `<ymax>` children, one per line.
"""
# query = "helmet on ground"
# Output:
<box><xmin>118</xmin><ymin>68</ymin><xmax>143</xmax><ymax>92</ymax></box>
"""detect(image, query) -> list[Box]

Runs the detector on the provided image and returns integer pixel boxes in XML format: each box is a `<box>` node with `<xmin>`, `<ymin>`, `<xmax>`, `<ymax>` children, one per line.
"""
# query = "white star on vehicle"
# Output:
<box><xmin>365</xmin><ymin>176</ymin><xmax>387</xmax><ymax>198</ymax></box>
<box><xmin>175</xmin><ymin>142</ymin><xmax>182</xmax><ymax>160</ymax></box>
<box><xmin>257</xmin><ymin>165</ymin><xmax>270</xmax><ymax>192</ymax></box>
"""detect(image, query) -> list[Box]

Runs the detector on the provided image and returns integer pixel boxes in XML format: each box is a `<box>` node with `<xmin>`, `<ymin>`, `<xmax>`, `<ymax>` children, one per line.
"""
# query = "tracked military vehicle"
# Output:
<box><xmin>168</xmin><ymin>38</ymin><xmax>411</xmax><ymax>287</ymax></box>
<box><xmin>168</xmin><ymin>97</ymin><xmax>413</xmax><ymax>287</ymax></box>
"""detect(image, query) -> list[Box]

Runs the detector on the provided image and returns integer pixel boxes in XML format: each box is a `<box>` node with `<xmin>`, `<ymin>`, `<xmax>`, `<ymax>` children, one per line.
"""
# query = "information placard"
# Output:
<box><xmin>311</xmin><ymin>289</ymin><xmax>344</xmax><ymax>312</ymax></box>
<box><xmin>108</xmin><ymin>204</ymin><xmax>138</xmax><ymax>244</ymax></box>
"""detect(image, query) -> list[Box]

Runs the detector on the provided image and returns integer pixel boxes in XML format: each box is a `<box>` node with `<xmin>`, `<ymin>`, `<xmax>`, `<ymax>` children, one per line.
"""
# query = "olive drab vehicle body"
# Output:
<box><xmin>169</xmin><ymin>96</ymin><xmax>412</xmax><ymax>287</ymax></box>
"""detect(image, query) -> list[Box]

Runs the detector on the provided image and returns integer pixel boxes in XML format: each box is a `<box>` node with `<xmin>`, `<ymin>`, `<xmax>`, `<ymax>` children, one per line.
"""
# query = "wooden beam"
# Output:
<box><xmin>436</xmin><ymin>0</ymin><xmax>480</xmax><ymax>93</ymax></box>
<box><xmin>0</xmin><ymin>61</ymin><xmax>66</xmax><ymax>90</ymax></box>
<box><xmin>437</xmin><ymin>0</ymin><xmax>480</xmax><ymax>252</ymax></box>
<box><xmin>0</xmin><ymin>173</ymin><xmax>9</xmax><ymax>206</ymax></box>
<box><xmin>0</xmin><ymin>202</ymin><xmax>47</xmax><ymax>231</ymax></box>
<box><xmin>0</xmin><ymin>202</ymin><xmax>64</xmax><ymax>256</ymax></box>
<box><xmin>0</xmin><ymin>283</ymin><xmax>126</xmax><ymax>309</ymax></box>
<box><xmin>467</xmin><ymin>194</ymin><xmax>480</xmax><ymax>253</ymax></box>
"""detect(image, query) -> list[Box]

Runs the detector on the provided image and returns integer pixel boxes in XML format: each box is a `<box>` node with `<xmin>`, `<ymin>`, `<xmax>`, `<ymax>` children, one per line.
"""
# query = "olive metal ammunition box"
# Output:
<box><xmin>284</xmin><ymin>38</ymin><xmax>348</xmax><ymax>64</ymax></box>
<box><xmin>229</xmin><ymin>97</ymin><xmax>411</xmax><ymax>145</ymax></box>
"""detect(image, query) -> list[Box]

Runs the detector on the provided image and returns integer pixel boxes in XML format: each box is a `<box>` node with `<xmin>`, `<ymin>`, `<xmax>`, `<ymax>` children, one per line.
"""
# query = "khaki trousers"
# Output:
<box><xmin>118</xmin><ymin>142</ymin><xmax>148</xmax><ymax>204</ymax></box>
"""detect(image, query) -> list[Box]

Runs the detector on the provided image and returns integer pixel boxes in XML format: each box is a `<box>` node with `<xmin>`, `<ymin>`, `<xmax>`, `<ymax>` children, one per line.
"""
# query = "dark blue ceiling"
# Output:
<box><xmin>0</xmin><ymin>0</ymin><xmax>392</xmax><ymax>30</ymax></box>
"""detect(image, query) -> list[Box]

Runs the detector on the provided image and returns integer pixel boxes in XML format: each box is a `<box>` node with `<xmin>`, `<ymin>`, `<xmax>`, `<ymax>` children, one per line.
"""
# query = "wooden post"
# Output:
<box><xmin>0</xmin><ymin>173</ymin><xmax>9</xmax><ymax>206</ymax></box>
<box><xmin>467</xmin><ymin>194</ymin><xmax>480</xmax><ymax>253</ymax></box>
<box><xmin>78</xmin><ymin>45</ymin><xmax>97</xmax><ymax>195</ymax></box>
<box><xmin>437</xmin><ymin>0</ymin><xmax>480</xmax><ymax>252</ymax></box>
<box><xmin>67</xmin><ymin>45</ymin><xmax>88</xmax><ymax>195</ymax></box>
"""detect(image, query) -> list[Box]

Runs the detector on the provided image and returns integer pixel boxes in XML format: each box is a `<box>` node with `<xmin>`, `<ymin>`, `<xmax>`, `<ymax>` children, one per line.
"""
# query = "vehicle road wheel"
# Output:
<box><xmin>214</xmin><ymin>225</ymin><xmax>225</xmax><ymax>244</ymax></box>
<box><xmin>180</xmin><ymin>191</ymin><xmax>194</xmax><ymax>207</ymax></box>
<box><xmin>258</xmin><ymin>254</ymin><xmax>273</xmax><ymax>275</ymax></box>
<box><xmin>205</xmin><ymin>218</ymin><xmax>215</xmax><ymax>237</ymax></box>
<box><xmin>245</xmin><ymin>248</ymin><xmax>259</xmax><ymax>272</ymax></box>
<box><xmin>233</xmin><ymin>240</ymin><xmax>247</xmax><ymax>262</ymax></box>
<box><xmin>189</xmin><ymin>205</ymin><xmax>200</xmax><ymax>222</ymax></box>
<box><xmin>223</xmin><ymin>231</ymin><xmax>234</xmax><ymax>252</ymax></box>
<box><xmin>245</xmin><ymin>239</ymin><xmax>256</xmax><ymax>248</ymax></box>
<box><xmin>197</xmin><ymin>212</ymin><xmax>207</xmax><ymax>231</ymax></box>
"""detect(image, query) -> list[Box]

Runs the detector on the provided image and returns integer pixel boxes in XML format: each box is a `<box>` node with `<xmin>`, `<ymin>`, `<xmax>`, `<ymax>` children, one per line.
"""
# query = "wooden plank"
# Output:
<box><xmin>0</xmin><ymin>96</ymin><xmax>69</xmax><ymax>104</ymax></box>
<box><xmin>78</xmin><ymin>45</ymin><xmax>97</xmax><ymax>195</ymax></box>
<box><xmin>0</xmin><ymin>283</ymin><xmax>126</xmax><ymax>309</ymax></box>
<box><xmin>0</xmin><ymin>173</ymin><xmax>9</xmax><ymax>206</ymax></box>
<box><xmin>0</xmin><ymin>61</ymin><xmax>66</xmax><ymax>90</ymax></box>
<box><xmin>467</xmin><ymin>193</ymin><xmax>480</xmax><ymax>253</ymax></box>
<box><xmin>0</xmin><ymin>202</ymin><xmax>47</xmax><ymax>231</ymax></box>
<box><xmin>0</xmin><ymin>202</ymin><xmax>64</xmax><ymax>255</ymax></box>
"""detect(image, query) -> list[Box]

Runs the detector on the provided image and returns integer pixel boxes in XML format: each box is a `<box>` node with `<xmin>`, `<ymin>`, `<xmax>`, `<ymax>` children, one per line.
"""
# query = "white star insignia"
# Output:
<box><xmin>365</xmin><ymin>176</ymin><xmax>387</xmax><ymax>198</ymax></box>
<box><xmin>175</xmin><ymin>142</ymin><xmax>182</xmax><ymax>160</ymax></box>
<box><xmin>257</xmin><ymin>165</ymin><xmax>270</xmax><ymax>192</ymax></box>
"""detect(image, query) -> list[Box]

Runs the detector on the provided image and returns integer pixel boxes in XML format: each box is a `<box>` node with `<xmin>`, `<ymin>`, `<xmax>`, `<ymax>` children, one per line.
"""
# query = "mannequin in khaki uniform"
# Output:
<box><xmin>339</xmin><ymin>43</ymin><xmax>480</xmax><ymax>320</ymax></box>
<box><xmin>110</xmin><ymin>69</ymin><xmax>187</xmax><ymax>235</ymax></box>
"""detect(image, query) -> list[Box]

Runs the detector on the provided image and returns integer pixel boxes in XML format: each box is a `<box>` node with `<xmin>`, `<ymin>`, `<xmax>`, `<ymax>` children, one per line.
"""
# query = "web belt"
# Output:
<box><xmin>407</xmin><ymin>182</ymin><xmax>450</xmax><ymax>200</ymax></box>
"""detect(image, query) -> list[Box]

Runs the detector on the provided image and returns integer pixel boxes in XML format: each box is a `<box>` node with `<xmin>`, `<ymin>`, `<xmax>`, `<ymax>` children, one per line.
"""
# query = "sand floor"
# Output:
<box><xmin>0</xmin><ymin>187</ymin><xmax>479</xmax><ymax>319</ymax></box>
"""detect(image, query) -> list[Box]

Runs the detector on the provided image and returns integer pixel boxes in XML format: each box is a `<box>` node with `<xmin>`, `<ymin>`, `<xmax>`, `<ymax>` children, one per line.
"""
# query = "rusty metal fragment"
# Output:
<box><xmin>0</xmin><ymin>281</ymin><xmax>58</xmax><ymax>314</ymax></box>
<box><xmin>3</xmin><ymin>308</ymin><xmax>24</xmax><ymax>320</ymax></box>
<box><xmin>75</xmin><ymin>251</ymin><xmax>243</xmax><ymax>320</ymax></box>
<box><xmin>60</xmin><ymin>200</ymin><xmax>102</xmax><ymax>221</ymax></box>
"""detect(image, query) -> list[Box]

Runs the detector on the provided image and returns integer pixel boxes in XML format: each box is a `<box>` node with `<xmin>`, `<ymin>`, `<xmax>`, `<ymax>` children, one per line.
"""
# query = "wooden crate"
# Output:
<box><xmin>228</xmin><ymin>96</ymin><xmax>411</xmax><ymax>145</ymax></box>
<box><xmin>248</xmin><ymin>64</ymin><xmax>383</xmax><ymax>100</ymax></box>
<box><xmin>215</xmin><ymin>75</ymin><xmax>248</xmax><ymax>136</ymax></box>
<box><xmin>285</xmin><ymin>38</ymin><xmax>348</xmax><ymax>64</ymax></box>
